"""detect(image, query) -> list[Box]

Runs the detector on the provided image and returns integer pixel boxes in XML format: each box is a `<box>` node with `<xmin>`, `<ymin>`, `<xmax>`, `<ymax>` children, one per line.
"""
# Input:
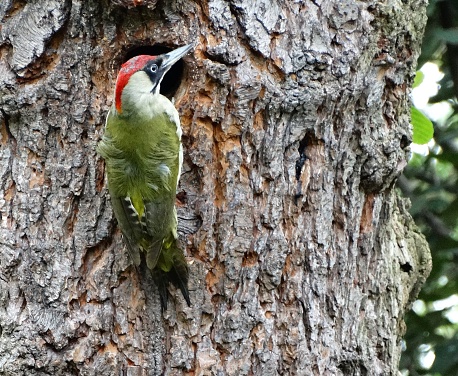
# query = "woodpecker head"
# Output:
<box><xmin>114</xmin><ymin>43</ymin><xmax>193</xmax><ymax>114</ymax></box>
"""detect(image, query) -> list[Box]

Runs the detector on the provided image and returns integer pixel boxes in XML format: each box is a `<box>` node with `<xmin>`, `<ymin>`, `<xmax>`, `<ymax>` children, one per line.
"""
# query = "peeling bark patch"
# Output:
<box><xmin>360</xmin><ymin>193</ymin><xmax>375</xmax><ymax>234</ymax></box>
<box><xmin>81</xmin><ymin>241</ymin><xmax>115</xmax><ymax>300</ymax></box>
<box><xmin>206</xmin><ymin>268</ymin><xmax>224</xmax><ymax>293</ymax></box>
<box><xmin>3</xmin><ymin>180</ymin><xmax>16</xmax><ymax>202</ymax></box>
<box><xmin>0</xmin><ymin>112</ymin><xmax>16</xmax><ymax>228</ymax></box>
<box><xmin>15</xmin><ymin>20</ymin><xmax>69</xmax><ymax>81</ymax></box>
<box><xmin>0</xmin><ymin>110</ymin><xmax>16</xmax><ymax>148</ymax></box>
<box><xmin>242</xmin><ymin>250</ymin><xmax>258</xmax><ymax>267</ymax></box>
<box><xmin>294</xmin><ymin>132</ymin><xmax>320</xmax><ymax>204</ymax></box>
<box><xmin>1</xmin><ymin>0</ymin><xmax>71</xmax><ymax>74</ymax></box>
<box><xmin>27</xmin><ymin>151</ymin><xmax>46</xmax><ymax>189</ymax></box>
<box><xmin>0</xmin><ymin>2</ymin><xmax>25</xmax><ymax>33</ymax></box>
<box><xmin>64</xmin><ymin>194</ymin><xmax>80</xmax><ymax>234</ymax></box>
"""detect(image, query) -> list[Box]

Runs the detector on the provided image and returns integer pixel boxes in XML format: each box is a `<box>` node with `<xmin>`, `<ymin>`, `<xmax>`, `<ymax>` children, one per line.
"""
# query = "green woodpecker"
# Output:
<box><xmin>97</xmin><ymin>44</ymin><xmax>193</xmax><ymax>310</ymax></box>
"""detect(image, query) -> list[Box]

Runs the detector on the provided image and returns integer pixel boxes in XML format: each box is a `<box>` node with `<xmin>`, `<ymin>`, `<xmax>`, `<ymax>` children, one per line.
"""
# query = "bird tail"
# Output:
<box><xmin>151</xmin><ymin>270</ymin><xmax>169</xmax><ymax>311</ymax></box>
<box><xmin>150</xmin><ymin>247</ymin><xmax>190</xmax><ymax>311</ymax></box>
<box><xmin>169</xmin><ymin>253</ymin><xmax>191</xmax><ymax>307</ymax></box>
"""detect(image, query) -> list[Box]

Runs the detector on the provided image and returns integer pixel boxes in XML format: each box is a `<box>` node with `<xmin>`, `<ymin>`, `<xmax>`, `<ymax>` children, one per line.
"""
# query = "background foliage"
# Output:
<box><xmin>400</xmin><ymin>0</ymin><xmax>458</xmax><ymax>374</ymax></box>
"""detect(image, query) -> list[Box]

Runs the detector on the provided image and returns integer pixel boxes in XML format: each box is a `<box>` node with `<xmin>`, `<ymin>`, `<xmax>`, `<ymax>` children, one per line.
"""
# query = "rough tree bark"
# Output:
<box><xmin>0</xmin><ymin>0</ymin><xmax>432</xmax><ymax>375</ymax></box>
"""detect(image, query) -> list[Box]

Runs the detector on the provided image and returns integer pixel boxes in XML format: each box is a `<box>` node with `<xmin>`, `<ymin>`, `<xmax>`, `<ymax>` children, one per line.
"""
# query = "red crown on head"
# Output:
<box><xmin>115</xmin><ymin>55</ymin><xmax>156</xmax><ymax>113</ymax></box>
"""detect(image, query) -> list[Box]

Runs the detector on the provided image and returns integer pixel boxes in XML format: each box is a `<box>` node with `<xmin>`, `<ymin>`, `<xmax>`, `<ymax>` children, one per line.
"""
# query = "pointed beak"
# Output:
<box><xmin>160</xmin><ymin>43</ymin><xmax>194</xmax><ymax>74</ymax></box>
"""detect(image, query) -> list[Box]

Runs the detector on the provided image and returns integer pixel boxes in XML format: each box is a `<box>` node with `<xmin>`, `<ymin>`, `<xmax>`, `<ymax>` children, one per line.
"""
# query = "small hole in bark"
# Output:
<box><xmin>123</xmin><ymin>45</ymin><xmax>186</xmax><ymax>99</ymax></box>
<box><xmin>400</xmin><ymin>262</ymin><xmax>413</xmax><ymax>273</ymax></box>
<box><xmin>400</xmin><ymin>134</ymin><xmax>411</xmax><ymax>149</ymax></box>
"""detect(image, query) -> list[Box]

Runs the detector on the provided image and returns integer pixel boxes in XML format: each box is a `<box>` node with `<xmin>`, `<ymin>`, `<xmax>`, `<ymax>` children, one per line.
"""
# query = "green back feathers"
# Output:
<box><xmin>98</xmin><ymin>107</ymin><xmax>181</xmax><ymax>202</ymax></box>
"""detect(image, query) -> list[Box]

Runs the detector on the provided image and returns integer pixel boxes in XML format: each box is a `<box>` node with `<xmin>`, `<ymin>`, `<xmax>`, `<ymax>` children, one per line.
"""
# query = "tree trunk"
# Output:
<box><xmin>0</xmin><ymin>0</ymin><xmax>432</xmax><ymax>375</ymax></box>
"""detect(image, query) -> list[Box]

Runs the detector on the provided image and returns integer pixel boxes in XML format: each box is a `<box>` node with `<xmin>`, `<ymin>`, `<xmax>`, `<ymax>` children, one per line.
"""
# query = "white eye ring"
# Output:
<box><xmin>150</xmin><ymin>64</ymin><xmax>158</xmax><ymax>73</ymax></box>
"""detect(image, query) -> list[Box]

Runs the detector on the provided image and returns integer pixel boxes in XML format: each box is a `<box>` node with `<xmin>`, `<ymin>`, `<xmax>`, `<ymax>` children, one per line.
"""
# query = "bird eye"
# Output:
<box><xmin>150</xmin><ymin>64</ymin><xmax>158</xmax><ymax>73</ymax></box>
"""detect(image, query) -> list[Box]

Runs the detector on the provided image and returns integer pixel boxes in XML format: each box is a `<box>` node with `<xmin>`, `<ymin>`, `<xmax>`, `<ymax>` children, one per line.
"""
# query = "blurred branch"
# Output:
<box><xmin>422</xmin><ymin>209</ymin><xmax>453</xmax><ymax>238</ymax></box>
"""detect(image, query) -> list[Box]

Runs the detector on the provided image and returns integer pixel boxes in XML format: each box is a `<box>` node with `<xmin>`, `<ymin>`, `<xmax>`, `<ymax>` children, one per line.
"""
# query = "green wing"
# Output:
<box><xmin>144</xmin><ymin>199</ymin><xmax>176</xmax><ymax>270</ymax></box>
<box><xmin>109</xmin><ymin>195</ymin><xmax>143</xmax><ymax>266</ymax></box>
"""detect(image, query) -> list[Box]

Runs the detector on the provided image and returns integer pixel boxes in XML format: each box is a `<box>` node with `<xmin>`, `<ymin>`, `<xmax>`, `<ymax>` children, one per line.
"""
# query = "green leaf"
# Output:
<box><xmin>411</xmin><ymin>106</ymin><xmax>434</xmax><ymax>144</ymax></box>
<box><xmin>413</xmin><ymin>71</ymin><xmax>425</xmax><ymax>88</ymax></box>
